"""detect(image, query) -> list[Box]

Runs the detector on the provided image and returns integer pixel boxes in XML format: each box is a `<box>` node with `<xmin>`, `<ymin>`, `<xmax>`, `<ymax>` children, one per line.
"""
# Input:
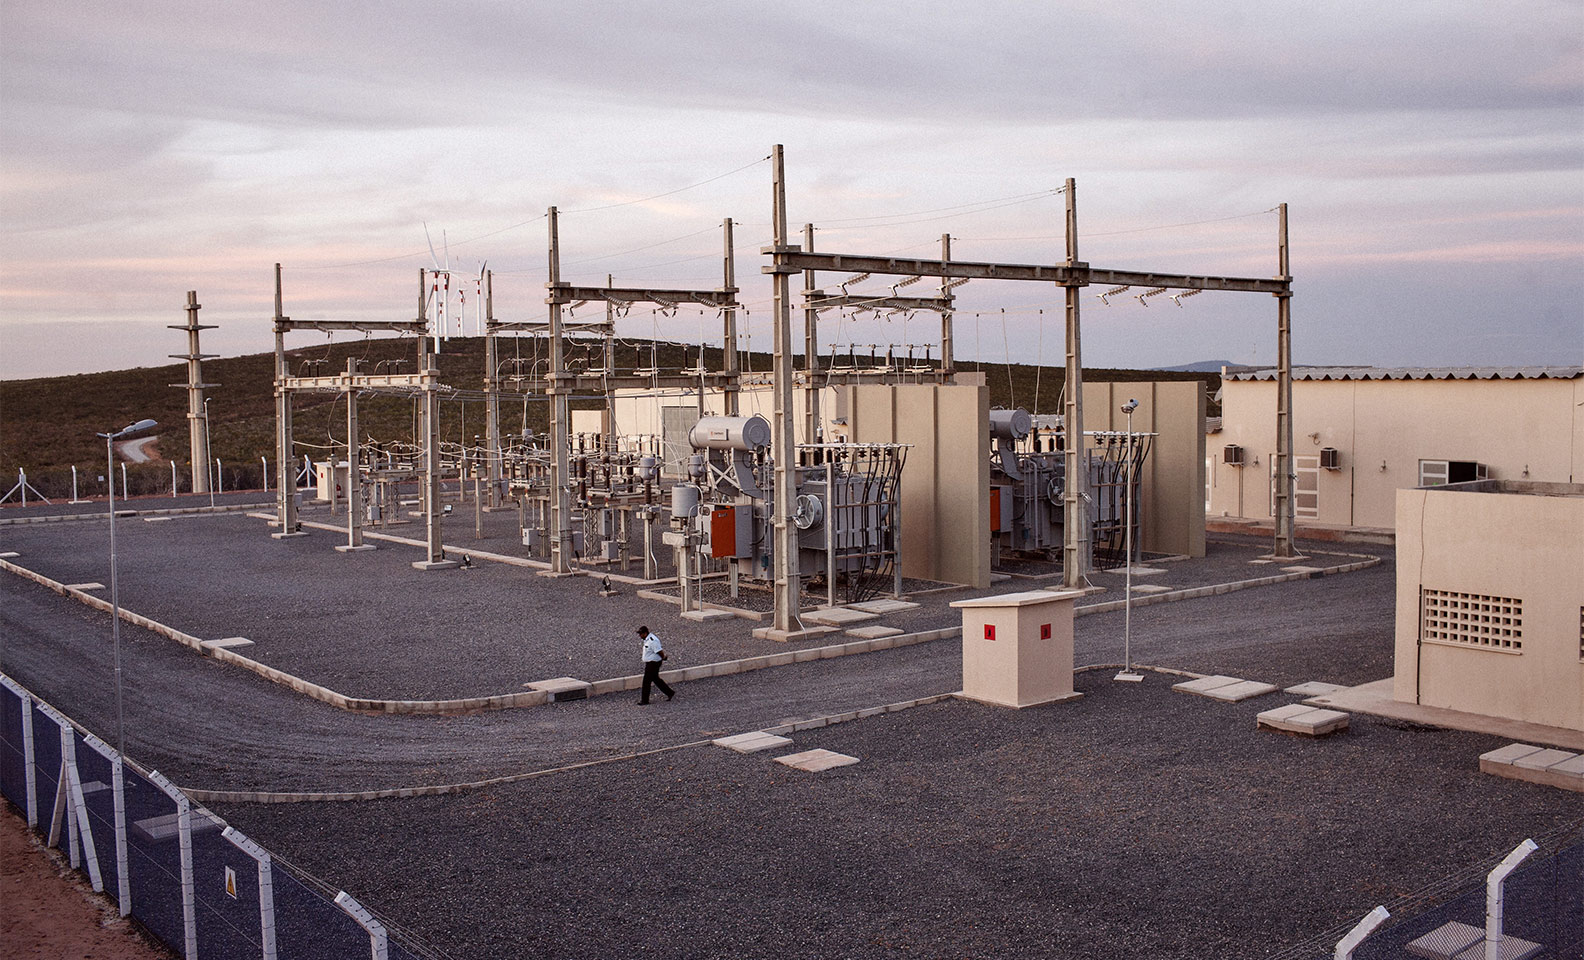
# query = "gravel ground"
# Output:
<box><xmin>210</xmin><ymin>669</ymin><xmax>1583</xmax><ymax>960</ymax></box>
<box><xmin>7</xmin><ymin>517</ymin><xmax>1576</xmax><ymax>958</ymax></box>
<box><xmin>0</xmin><ymin>515</ymin><xmax>1382</xmax><ymax>701</ymax></box>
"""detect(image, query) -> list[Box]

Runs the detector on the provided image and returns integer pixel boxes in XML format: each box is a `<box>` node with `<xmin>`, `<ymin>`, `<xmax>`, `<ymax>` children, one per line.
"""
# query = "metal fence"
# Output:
<box><xmin>1</xmin><ymin>673</ymin><xmax>436</xmax><ymax>959</ymax></box>
<box><xmin>1285</xmin><ymin>822</ymin><xmax>1584</xmax><ymax>960</ymax></box>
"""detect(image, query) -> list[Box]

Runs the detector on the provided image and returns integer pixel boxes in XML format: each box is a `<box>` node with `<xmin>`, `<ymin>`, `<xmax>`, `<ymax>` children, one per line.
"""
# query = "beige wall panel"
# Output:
<box><xmin>848</xmin><ymin>383</ymin><xmax>989</xmax><ymax>589</ymax></box>
<box><xmin>1394</xmin><ymin>485</ymin><xmax>1584</xmax><ymax>731</ymax></box>
<box><xmin>1083</xmin><ymin>380</ymin><xmax>1206</xmax><ymax>558</ymax></box>
<box><xmin>1215</xmin><ymin>376</ymin><xmax>1582</xmax><ymax>529</ymax></box>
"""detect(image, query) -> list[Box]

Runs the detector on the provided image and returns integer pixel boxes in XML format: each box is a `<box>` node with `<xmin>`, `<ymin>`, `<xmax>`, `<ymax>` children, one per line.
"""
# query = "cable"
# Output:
<box><xmin>564</xmin><ymin>154</ymin><xmax>770</xmax><ymax>215</ymax></box>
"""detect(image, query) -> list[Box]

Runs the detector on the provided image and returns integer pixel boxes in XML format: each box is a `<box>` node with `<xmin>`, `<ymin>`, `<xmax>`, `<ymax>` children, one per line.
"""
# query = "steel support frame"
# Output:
<box><xmin>168</xmin><ymin>290</ymin><xmax>218</xmax><ymax>495</ymax></box>
<box><xmin>764</xmin><ymin>163</ymin><xmax>1295</xmax><ymax>586</ymax></box>
<box><xmin>541</xmin><ymin>209</ymin><xmax>742</xmax><ymax>576</ymax></box>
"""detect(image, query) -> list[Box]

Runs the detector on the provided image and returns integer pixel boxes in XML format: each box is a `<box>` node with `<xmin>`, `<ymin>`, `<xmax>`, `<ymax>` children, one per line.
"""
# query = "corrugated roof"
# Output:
<box><xmin>1224</xmin><ymin>365</ymin><xmax>1582</xmax><ymax>382</ymax></box>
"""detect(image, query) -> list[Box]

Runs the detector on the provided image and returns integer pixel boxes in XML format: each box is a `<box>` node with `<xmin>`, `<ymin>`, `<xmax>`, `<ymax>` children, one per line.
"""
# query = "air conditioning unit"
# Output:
<box><xmin>1320</xmin><ymin>447</ymin><xmax>1341</xmax><ymax>470</ymax></box>
<box><xmin>1223</xmin><ymin>444</ymin><xmax>1245</xmax><ymax>466</ymax></box>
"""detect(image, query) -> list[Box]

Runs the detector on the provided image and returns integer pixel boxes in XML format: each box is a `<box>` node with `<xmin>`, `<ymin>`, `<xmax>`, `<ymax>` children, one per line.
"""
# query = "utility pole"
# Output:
<box><xmin>1061</xmin><ymin>179</ymin><xmax>1090</xmax><ymax>588</ymax></box>
<box><xmin>545</xmin><ymin>207</ymin><xmax>575</xmax><ymax>576</ymax></box>
<box><xmin>271</xmin><ymin>265</ymin><xmax>304</xmax><ymax>538</ymax></box>
<box><xmin>940</xmin><ymin>234</ymin><xmax>955</xmax><ymax>376</ymax></box>
<box><xmin>722</xmin><ymin>218</ymin><xmax>740</xmax><ymax>416</ymax></box>
<box><xmin>757</xmin><ymin>145</ymin><xmax>811</xmax><ymax>640</ymax></box>
<box><xmin>1273</xmin><ymin>202</ymin><xmax>1298</xmax><ymax>559</ymax></box>
<box><xmin>802</xmin><ymin>223</ymin><xmax>820</xmax><ymax>450</ymax></box>
<box><xmin>336</xmin><ymin>357</ymin><xmax>374</xmax><ymax>553</ymax></box>
<box><xmin>169</xmin><ymin>291</ymin><xmax>217</xmax><ymax>495</ymax></box>
<box><xmin>483</xmin><ymin>270</ymin><xmax>502</xmax><ymax>509</ymax></box>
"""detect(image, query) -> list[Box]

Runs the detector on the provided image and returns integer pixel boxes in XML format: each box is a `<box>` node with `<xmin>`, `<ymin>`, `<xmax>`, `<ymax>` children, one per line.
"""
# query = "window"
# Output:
<box><xmin>1418</xmin><ymin>460</ymin><xmax>1488</xmax><ymax>487</ymax></box>
<box><xmin>1269</xmin><ymin>454</ymin><xmax>1319</xmax><ymax>519</ymax></box>
<box><xmin>1421</xmin><ymin>588</ymin><xmax>1522</xmax><ymax>651</ymax></box>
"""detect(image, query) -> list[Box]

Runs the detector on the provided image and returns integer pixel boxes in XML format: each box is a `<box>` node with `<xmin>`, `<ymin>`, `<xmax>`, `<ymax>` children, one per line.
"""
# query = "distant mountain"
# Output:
<box><xmin>1153</xmin><ymin>359</ymin><xmax>1234</xmax><ymax>373</ymax></box>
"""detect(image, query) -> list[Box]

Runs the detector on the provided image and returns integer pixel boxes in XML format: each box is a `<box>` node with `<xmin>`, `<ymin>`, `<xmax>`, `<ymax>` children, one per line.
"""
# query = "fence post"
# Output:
<box><xmin>1334</xmin><ymin>905</ymin><xmax>1389</xmax><ymax>960</ymax></box>
<box><xmin>1486</xmin><ymin>838</ymin><xmax>1538</xmax><ymax>960</ymax></box>
<box><xmin>79</xmin><ymin>729</ymin><xmax>133</xmax><ymax>916</ymax></box>
<box><xmin>261</xmin><ymin>457</ymin><xmax>268</xmax><ymax>492</ymax></box>
<box><xmin>222</xmin><ymin>826</ymin><xmax>278</xmax><ymax>960</ymax></box>
<box><xmin>41</xmin><ymin>706</ymin><xmax>104</xmax><ymax>892</ymax></box>
<box><xmin>334</xmin><ymin>891</ymin><xmax>389</xmax><ymax>960</ymax></box>
<box><xmin>0</xmin><ymin>676</ymin><xmax>39</xmax><ymax>828</ymax></box>
<box><xmin>147</xmin><ymin>769</ymin><xmax>198</xmax><ymax>960</ymax></box>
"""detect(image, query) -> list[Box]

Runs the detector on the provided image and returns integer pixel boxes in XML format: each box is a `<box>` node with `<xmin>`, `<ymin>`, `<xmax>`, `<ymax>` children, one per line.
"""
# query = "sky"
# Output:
<box><xmin>2</xmin><ymin>1</ymin><xmax>1581</xmax><ymax>380</ymax></box>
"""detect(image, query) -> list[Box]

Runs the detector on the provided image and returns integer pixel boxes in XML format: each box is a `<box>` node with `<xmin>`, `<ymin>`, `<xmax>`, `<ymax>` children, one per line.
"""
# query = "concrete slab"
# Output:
<box><xmin>1511</xmin><ymin>748</ymin><xmax>1577</xmax><ymax>772</ymax></box>
<box><xmin>752</xmin><ymin>625</ymin><xmax>839</xmax><ymax>643</ymax></box>
<box><xmin>1284</xmin><ymin>681</ymin><xmax>1347</xmax><ymax>697</ymax></box>
<box><xmin>1305</xmin><ymin>680</ymin><xmax>1584</xmax><ymax>752</ymax></box>
<box><xmin>713</xmin><ymin>732</ymin><xmax>793</xmax><ymax>754</ymax></box>
<box><xmin>1171</xmin><ymin>675</ymin><xmax>1242</xmax><ymax>695</ymax></box>
<box><xmin>848</xmin><ymin>599</ymin><xmax>920</xmax><ymax>615</ymax></box>
<box><xmin>1128</xmin><ymin>584</ymin><xmax>1172</xmax><ymax>595</ymax></box>
<box><xmin>845</xmin><ymin>625</ymin><xmax>903</xmax><ymax>639</ymax></box>
<box><xmin>334</xmin><ymin>544</ymin><xmax>377</xmax><ymax>553</ymax></box>
<box><xmin>800</xmin><ymin>607</ymin><xmax>879</xmax><ymax>626</ymax></box>
<box><xmin>680</xmin><ymin>608</ymin><xmax>737</xmax><ymax>622</ymax></box>
<box><xmin>776</xmin><ymin>748</ymin><xmax>860</xmax><ymax>773</ymax></box>
<box><xmin>202</xmin><ymin>637</ymin><xmax>255</xmax><ymax>651</ymax></box>
<box><xmin>412</xmin><ymin>559</ymin><xmax>460</xmax><ymax>571</ymax></box>
<box><xmin>1257</xmin><ymin>705</ymin><xmax>1349</xmax><ymax>736</ymax></box>
<box><xmin>1279</xmin><ymin>565</ymin><xmax>1324</xmax><ymax>574</ymax></box>
<box><xmin>1247</xmin><ymin>559</ymin><xmax>1273</xmax><ymax>564</ymax></box>
<box><xmin>64</xmin><ymin>582</ymin><xmax>106</xmax><ymax>591</ymax></box>
<box><xmin>1201</xmin><ymin>680</ymin><xmax>1280</xmax><ymax>702</ymax></box>
<box><xmin>0</xmin><ymin>552</ymin><xmax>18</xmax><ymax>558</ymax></box>
<box><xmin>1479</xmin><ymin>743</ymin><xmax>1584</xmax><ymax>793</ymax></box>
<box><xmin>1405</xmin><ymin>920</ymin><xmax>1542</xmax><ymax>960</ymax></box>
<box><xmin>526</xmin><ymin>677</ymin><xmax>591</xmax><ymax>702</ymax></box>
<box><xmin>1117</xmin><ymin>565</ymin><xmax>1166</xmax><ymax>576</ymax></box>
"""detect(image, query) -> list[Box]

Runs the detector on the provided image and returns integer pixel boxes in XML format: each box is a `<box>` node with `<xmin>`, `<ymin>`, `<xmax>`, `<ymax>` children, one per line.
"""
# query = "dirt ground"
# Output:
<box><xmin>0</xmin><ymin>804</ymin><xmax>172</xmax><ymax>960</ymax></box>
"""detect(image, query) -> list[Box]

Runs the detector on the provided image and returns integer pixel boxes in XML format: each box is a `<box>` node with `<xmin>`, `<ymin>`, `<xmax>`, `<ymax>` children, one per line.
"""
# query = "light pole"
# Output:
<box><xmin>98</xmin><ymin>418</ymin><xmax>157</xmax><ymax>760</ymax></box>
<box><xmin>1115</xmin><ymin>400</ymin><xmax>1143</xmax><ymax>682</ymax></box>
<box><xmin>203</xmin><ymin>399</ymin><xmax>215</xmax><ymax>508</ymax></box>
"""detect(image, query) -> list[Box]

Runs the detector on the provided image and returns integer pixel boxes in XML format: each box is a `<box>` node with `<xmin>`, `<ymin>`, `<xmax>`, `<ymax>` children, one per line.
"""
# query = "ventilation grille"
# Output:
<box><xmin>1422</xmin><ymin>589</ymin><xmax>1522</xmax><ymax>651</ymax></box>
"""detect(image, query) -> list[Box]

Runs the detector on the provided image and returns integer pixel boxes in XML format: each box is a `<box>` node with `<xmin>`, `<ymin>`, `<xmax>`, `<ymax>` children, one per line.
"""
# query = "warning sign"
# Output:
<box><xmin>225</xmin><ymin>866</ymin><xmax>237</xmax><ymax>899</ymax></box>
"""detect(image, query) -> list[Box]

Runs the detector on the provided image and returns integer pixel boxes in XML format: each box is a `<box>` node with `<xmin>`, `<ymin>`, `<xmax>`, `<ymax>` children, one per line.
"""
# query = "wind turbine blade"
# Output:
<box><xmin>424</xmin><ymin>223</ymin><xmax>442</xmax><ymax>271</ymax></box>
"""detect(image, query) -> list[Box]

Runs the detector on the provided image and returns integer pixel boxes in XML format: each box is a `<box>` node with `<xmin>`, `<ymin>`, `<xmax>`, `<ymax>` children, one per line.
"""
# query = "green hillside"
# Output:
<box><xmin>1</xmin><ymin>337</ymin><xmax>1218</xmax><ymax>500</ymax></box>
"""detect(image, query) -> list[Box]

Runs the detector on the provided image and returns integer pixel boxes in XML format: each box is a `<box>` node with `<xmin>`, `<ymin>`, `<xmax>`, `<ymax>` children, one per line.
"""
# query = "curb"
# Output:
<box><xmin>0</xmin><ymin>504</ymin><xmax>263</xmax><ymax>526</ymax></box>
<box><xmin>185</xmin><ymin>693</ymin><xmax>960</xmax><ymax>804</ymax></box>
<box><xmin>0</xmin><ymin>555</ymin><xmax>959</xmax><ymax>715</ymax></box>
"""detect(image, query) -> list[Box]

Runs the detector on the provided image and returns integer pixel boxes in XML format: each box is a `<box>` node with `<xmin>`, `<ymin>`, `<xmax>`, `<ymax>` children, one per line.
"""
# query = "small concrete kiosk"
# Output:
<box><xmin>951</xmin><ymin>590</ymin><xmax>1084</xmax><ymax>709</ymax></box>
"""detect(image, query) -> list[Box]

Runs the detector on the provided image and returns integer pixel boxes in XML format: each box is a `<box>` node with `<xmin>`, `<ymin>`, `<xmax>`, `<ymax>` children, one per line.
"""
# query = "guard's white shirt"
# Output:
<box><xmin>642</xmin><ymin>635</ymin><xmax>664</xmax><ymax>662</ymax></box>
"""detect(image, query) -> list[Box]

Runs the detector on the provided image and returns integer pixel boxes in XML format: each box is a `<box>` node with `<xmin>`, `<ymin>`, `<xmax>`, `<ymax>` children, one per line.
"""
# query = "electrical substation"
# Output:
<box><xmin>259</xmin><ymin>145</ymin><xmax>1299</xmax><ymax>639</ymax></box>
<box><xmin>8</xmin><ymin>146</ymin><xmax>1583</xmax><ymax>960</ymax></box>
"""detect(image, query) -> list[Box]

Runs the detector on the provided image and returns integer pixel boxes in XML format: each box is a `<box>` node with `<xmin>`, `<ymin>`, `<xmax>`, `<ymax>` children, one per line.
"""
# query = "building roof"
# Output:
<box><xmin>1223</xmin><ymin>365</ymin><xmax>1582</xmax><ymax>382</ymax></box>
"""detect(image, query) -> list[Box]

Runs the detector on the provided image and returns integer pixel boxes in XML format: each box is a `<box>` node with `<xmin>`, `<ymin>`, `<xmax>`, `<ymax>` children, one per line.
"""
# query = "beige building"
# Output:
<box><xmin>1210</xmin><ymin>366</ymin><xmax>1583</xmax><ymax>530</ymax></box>
<box><xmin>1393</xmin><ymin>480</ymin><xmax>1584</xmax><ymax>732</ymax></box>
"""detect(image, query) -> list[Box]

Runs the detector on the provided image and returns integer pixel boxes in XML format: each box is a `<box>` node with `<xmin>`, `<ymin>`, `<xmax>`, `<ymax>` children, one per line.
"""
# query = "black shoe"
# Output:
<box><xmin>638</xmin><ymin>700</ymin><xmax>650</xmax><ymax>705</ymax></box>
<box><xmin>666</xmin><ymin>691</ymin><xmax>675</xmax><ymax>701</ymax></box>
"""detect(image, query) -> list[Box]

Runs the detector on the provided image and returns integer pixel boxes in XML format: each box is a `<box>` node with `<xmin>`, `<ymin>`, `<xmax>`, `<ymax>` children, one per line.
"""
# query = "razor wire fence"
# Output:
<box><xmin>0</xmin><ymin>672</ymin><xmax>439</xmax><ymax>960</ymax></box>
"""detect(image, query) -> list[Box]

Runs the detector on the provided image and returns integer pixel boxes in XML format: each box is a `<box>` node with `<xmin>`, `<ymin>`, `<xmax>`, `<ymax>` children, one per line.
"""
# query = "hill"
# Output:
<box><xmin>0</xmin><ymin>337</ymin><xmax>1218</xmax><ymax>500</ymax></box>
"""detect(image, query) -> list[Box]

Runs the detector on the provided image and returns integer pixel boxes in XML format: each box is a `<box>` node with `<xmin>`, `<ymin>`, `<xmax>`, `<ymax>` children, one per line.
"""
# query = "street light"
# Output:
<box><xmin>1115</xmin><ymin>400</ymin><xmax>1143</xmax><ymax>683</ymax></box>
<box><xmin>97</xmin><ymin>418</ymin><xmax>156</xmax><ymax>760</ymax></box>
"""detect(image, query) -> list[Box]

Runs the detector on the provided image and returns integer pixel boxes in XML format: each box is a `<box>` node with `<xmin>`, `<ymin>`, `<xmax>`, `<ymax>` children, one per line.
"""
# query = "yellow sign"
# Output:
<box><xmin>225</xmin><ymin>866</ymin><xmax>237</xmax><ymax>899</ymax></box>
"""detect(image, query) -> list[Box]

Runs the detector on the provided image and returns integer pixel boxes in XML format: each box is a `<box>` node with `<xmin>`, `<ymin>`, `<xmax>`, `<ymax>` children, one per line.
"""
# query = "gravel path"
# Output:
<box><xmin>211</xmin><ymin>669</ymin><xmax>1582</xmax><ymax>960</ymax></box>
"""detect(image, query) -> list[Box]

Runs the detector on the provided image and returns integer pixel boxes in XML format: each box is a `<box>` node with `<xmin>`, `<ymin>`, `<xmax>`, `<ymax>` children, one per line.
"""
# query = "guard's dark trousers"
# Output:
<box><xmin>640</xmin><ymin>661</ymin><xmax>674</xmax><ymax>704</ymax></box>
